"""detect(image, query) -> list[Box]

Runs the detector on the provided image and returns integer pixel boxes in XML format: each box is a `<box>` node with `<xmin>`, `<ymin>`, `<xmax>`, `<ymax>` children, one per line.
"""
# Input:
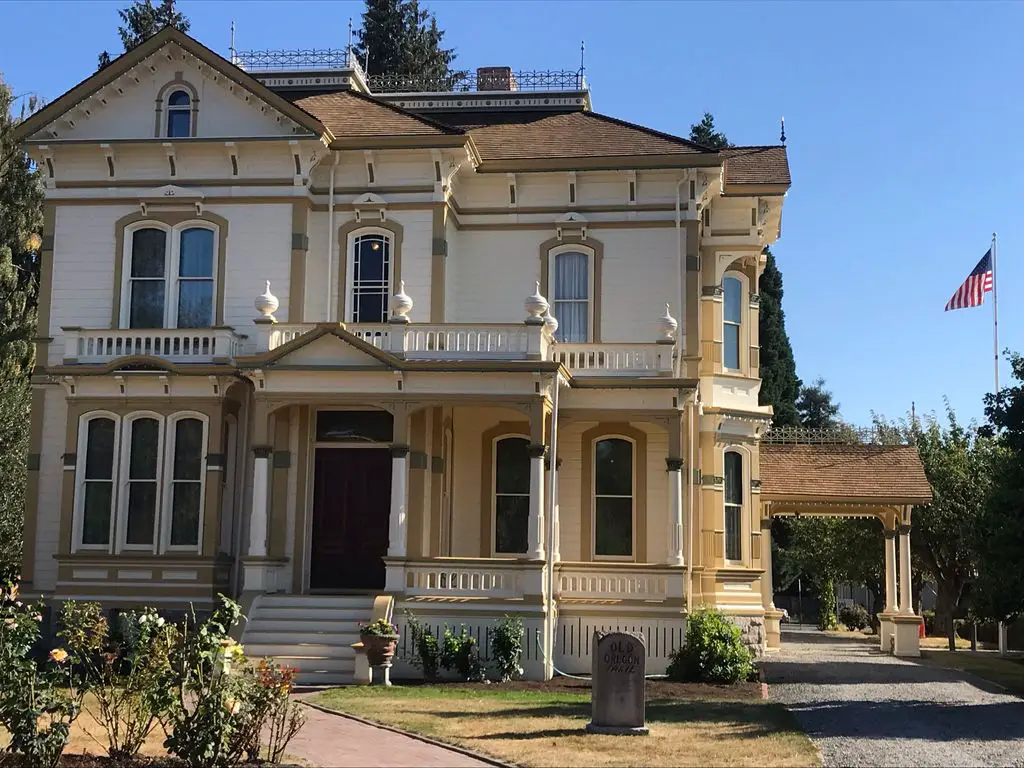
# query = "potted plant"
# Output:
<box><xmin>359</xmin><ymin>618</ymin><xmax>399</xmax><ymax>666</ymax></box>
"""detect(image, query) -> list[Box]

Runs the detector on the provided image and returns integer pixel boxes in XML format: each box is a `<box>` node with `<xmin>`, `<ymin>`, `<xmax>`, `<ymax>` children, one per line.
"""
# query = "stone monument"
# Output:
<box><xmin>585</xmin><ymin>630</ymin><xmax>648</xmax><ymax>735</ymax></box>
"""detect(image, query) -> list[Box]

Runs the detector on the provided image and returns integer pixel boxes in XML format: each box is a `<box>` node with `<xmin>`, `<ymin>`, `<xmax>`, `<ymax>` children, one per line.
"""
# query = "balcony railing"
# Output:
<box><xmin>62</xmin><ymin>327</ymin><xmax>243</xmax><ymax>364</ymax></box>
<box><xmin>402</xmin><ymin>558</ymin><xmax>530</xmax><ymax>600</ymax></box>
<box><xmin>551</xmin><ymin>343</ymin><xmax>673</xmax><ymax>376</ymax></box>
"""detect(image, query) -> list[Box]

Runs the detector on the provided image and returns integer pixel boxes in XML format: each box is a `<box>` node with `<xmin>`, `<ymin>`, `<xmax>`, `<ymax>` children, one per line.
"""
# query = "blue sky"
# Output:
<box><xmin>2</xmin><ymin>0</ymin><xmax>1020</xmax><ymax>427</ymax></box>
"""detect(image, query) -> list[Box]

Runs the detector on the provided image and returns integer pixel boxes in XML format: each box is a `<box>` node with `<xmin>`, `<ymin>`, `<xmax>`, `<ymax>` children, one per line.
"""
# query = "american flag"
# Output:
<box><xmin>945</xmin><ymin>249</ymin><xmax>994</xmax><ymax>311</ymax></box>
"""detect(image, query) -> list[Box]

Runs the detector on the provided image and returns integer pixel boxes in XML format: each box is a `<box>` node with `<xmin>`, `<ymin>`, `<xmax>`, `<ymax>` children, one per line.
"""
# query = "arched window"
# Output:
<box><xmin>723</xmin><ymin>275</ymin><xmax>742</xmax><ymax>370</ymax></box>
<box><xmin>166</xmin><ymin>90</ymin><xmax>192</xmax><ymax>138</ymax></box>
<box><xmin>594</xmin><ymin>437</ymin><xmax>634</xmax><ymax>558</ymax></box>
<box><xmin>121</xmin><ymin>414</ymin><xmax>162</xmax><ymax>550</ymax></box>
<box><xmin>552</xmin><ymin>250</ymin><xmax>590</xmax><ymax>342</ymax></box>
<box><xmin>166</xmin><ymin>416</ymin><xmax>206</xmax><ymax>549</ymax></box>
<box><xmin>724</xmin><ymin>450</ymin><xmax>743</xmax><ymax>561</ymax></box>
<box><xmin>77</xmin><ymin>415</ymin><xmax>119</xmax><ymax>549</ymax></box>
<box><xmin>494</xmin><ymin>436</ymin><xmax>530</xmax><ymax>554</ymax></box>
<box><xmin>123</xmin><ymin>223</ymin><xmax>216</xmax><ymax>329</ymax></box>
<box><xmin>349</xmin><ymin>232</ymin><xmax>392</xmax><ymax>323</ymax></box>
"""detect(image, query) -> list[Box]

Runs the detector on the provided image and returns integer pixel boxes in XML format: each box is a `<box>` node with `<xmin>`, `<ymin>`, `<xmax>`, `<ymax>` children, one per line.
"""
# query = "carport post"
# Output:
<box><xmin>898</xmin><ymin>524</ymin><xmax>913</xmax><ymax>614</ymax></box>
<box><xmin>884</xmin><ymin>529</ymin><xmax>898</xmax><ymax>613</ymax></box>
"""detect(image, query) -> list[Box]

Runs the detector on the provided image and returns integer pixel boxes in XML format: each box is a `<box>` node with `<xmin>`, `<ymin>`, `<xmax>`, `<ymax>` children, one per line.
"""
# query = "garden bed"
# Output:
<box><xmin>310</xmin><ymin>684</ymin><xmax>818</xmax><ymax>767</ymax></box>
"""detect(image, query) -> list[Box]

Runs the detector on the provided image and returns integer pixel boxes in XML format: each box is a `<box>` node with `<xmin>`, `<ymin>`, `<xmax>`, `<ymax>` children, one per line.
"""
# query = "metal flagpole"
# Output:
<box><xmin>993</xmin><ymin>232</ymin><xmax>1000</xmax><ymax>394</ymax></box>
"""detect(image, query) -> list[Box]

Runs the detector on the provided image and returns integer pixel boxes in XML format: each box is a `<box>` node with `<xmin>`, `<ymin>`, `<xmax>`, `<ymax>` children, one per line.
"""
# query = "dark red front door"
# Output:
<box><xmin>310</xmin><ymin>448</ymin><xmax>392</xmax><ymax>590</ymax></box>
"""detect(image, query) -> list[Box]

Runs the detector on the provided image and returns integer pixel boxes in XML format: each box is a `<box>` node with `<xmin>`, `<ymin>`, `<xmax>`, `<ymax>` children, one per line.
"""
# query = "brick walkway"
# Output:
<box><xmin>286</xmin><ymin>703</ymin><xmax>491</xmax><ymax>767</ymax></box>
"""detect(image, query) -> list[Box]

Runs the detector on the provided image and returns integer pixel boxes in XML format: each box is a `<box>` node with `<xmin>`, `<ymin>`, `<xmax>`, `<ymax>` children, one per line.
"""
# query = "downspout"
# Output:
<box><xmin>685</xmin><ymin>389</ymin><xmax>698</xmax><ymax>613</ymax></box>
<box><xmin>675</xmin><ymin>179</ymin><xmax>685</xmax><ymax>377</ymax></box>
<box><xmin>544</xmin><ymin>371</ymin><xmax>563</xmax><ymax>679</ymax></box>
<box><xmin>325</xmin><ymin>152</ymin><xmax>338</xmax><ymax>321</ymax></box>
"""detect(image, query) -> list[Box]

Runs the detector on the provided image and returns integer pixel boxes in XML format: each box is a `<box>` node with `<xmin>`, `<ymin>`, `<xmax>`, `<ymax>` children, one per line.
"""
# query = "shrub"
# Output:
<box><xmin>666</xmin><ymin>608</ymin><xmax>754</xmax><ymax>684</ymax></box>
<box><xmin>0</xmin><ymin>582</ymin><xmax>83</xmax><ymax>768</ymax></box>
<box><xmin>236</xmin><ymin>659</ymin><xmax>305</xmax><ymax>764</ymax></box>
<box><xmin>490</xmin><ymin>616</ymin><xmax>524</xmax><ymax>682</ymax></box>
<box><xmin>441</xmin><ymin>625</ymin><xmax>485</xmax><ymax>682</ymax></box>
<box><xmin>404</xmin><ymin>613</ymin><xmax>440</xmax><ymax>681</ymax></box>
<box><xmin>838</xmin><ymin>603</ymin><xmax>871</xmax><ymax>631</ymax></box>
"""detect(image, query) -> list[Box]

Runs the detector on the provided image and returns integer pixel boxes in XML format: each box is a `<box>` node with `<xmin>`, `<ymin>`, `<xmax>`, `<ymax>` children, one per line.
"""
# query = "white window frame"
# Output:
<box><xmin>119</xmin><ymin>221</ymin><xmax>219</xmax><ymax>329</ymax></box>
<box><xmin>592</xmin><ymin>435</ymin><xmax>636</xmax><ymax>562</ymax></box>
<box><xmin>116</xmin><ymin>411</ymin><xmax>165</xmax><ymax>554</ymax></box>
<box><xmin>161</xmin><ymin>412</ymin><xmax>209</xmax><ymax>554</ymax></box>
<box><xmin>491</xmin><ymin>434</ymin><xmax>531</xmax><ymax>558</ymax></box>
<box><xmin>723</xmin><ymin>446</ymin><xmax>749</xmax><ymax>565</ymax></box>
<box><xmin>722</xmin><ymin>271</ymin><xmax>748</xmax><ymax>373</ymax></box>
<box><xmin>345</xmin><ymin>228</ymin><xmax>393</xmax><ymax>324</ymax></box>
<box><xmin>165</xmin><ymin>89</ymin><xmax>193</xmax><ymax>138</ymax></box>
<box><xmin>548</xmin><ymin>244</ymin><xmax>596</xmax><ymax>343</ymax></box>
<box><xmin>73</xmin><ymin>411</ymin><xmax>122</xmax><ymax>553</ymax></box>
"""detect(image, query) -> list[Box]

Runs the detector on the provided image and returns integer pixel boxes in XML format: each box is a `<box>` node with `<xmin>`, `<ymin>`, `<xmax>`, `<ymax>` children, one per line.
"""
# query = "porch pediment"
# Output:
<box><xmin>257</xmin><ymin>325</ymin><xmax>396</xmax><ymax>369</ymax></box>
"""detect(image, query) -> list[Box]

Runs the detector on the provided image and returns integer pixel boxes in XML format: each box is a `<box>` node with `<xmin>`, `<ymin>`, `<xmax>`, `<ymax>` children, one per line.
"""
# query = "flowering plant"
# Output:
<box><xmin>359</xmin><ymin>618</ymin><xmax>399</xmax><ymax>637</ymax></box>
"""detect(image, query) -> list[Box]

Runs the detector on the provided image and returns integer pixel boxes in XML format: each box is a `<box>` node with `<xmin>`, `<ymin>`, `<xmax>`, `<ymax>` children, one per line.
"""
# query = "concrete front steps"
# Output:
<box><xmin>241</xmin><ymin>594</ymin><xmax>376</xmax><ymax>685</ymax></box>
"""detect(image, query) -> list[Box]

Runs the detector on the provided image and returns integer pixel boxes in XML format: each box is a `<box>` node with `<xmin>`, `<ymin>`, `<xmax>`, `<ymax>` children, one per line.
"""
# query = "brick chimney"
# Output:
<box><xmin>476</xmin><ymin>67</ymin><xmax>518</xmax><ymax>92</ymax></box>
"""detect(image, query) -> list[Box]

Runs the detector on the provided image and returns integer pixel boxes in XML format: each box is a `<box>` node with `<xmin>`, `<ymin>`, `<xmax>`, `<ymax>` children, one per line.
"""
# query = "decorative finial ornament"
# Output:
<box><xmin>658</xmin><ymin>303</ymin><xmax>678</xmax><ymax>342</ymax></box>
<box><xmin>543</xmin><ymin>310</ymin><xmax>559</xmax><ymax>340</ymax></box>
<box><xmin>780</xmin><ymin>116</ymin><xmax>786</xmax><ymax>146</ymax></box>
<box><xmin>255</xmin><ymin>280</ymin><xmax>279</xmax><ymax>321</ymax></box>
<box><xmin>524</xmin><ymin>281</ymin><xmax>549</xmax><ymax>325</ymax></box>
<box><xmin>390</xmin><ymin>280</ymin><xmax>413</xmax><ymax>323</ymax></box>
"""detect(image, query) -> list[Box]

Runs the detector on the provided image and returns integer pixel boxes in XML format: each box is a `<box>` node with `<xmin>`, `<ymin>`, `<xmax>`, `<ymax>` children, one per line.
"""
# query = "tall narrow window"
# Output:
<box><xmin>124</xmin><ymin>417</ymin><xmax>160</xmax><ymax>548</ymax></box>
<box><xmin>176</xmin><ymin>228</ymin><xmax>214</xmax><ymax>327</ymax></box>
<box><xmin>494</xmin><ymin>437</ymin><xmax>530</xmax><ymax>554</ymax></box>
<box><xmin>166</xmin><ymin>90</ymin><xmax>192</xmax><ymax>138</ymax></box>
<box><xmin>169</xmin><ymin>418</ymin><xmax>205</xmax><ymax>548</ymax></box>
<box><xmin>80</xmin><ymin>417</ymin><xmax>117</xmax><ymax>547</ymax></box>
<box><xmin>594</xmin><ymin>438</ymin><xmax>633</xmax><ymax>557</ymax></box>
<box><xmin>350</xmin><ymin>233</ymin><xmax>391</xmax><ymax>322</ymax></box>
<box><xmin>723</xmin><ymin>276</ymin><xmax>742</xmax><ymax>369</ymax></box>
<box><xmin>724</xmin><ymin>451</ymin><xmax>743</xmax><ymax>561</ymax></box>
<box><xmin>552</xmin><ymin>251</ymin><xmax>589</xmax><ymax>343</ymax></box>
<box><xmin>128</xmin><ymin>228</ymin><xmax>168</xmax><ymax>329</ymax></box>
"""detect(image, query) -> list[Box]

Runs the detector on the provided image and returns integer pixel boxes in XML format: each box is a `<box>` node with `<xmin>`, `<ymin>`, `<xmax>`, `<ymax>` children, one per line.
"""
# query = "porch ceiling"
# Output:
<box><xmin>760</xmin><ymin>443</ymin><xmax>933</xmax><ymax>508</ymax></box>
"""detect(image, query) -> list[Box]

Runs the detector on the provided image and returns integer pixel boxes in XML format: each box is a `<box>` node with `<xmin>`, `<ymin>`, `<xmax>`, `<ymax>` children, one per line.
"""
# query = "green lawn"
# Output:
<box><xmin>310</xmin><ymin>684</ymin><xmax>819</xmax><ymax>768</ymax></box>
<box><xmin>919</xmin><ymin>650</ymin><xmax>1024</xmax><ymax>697</ymax></box>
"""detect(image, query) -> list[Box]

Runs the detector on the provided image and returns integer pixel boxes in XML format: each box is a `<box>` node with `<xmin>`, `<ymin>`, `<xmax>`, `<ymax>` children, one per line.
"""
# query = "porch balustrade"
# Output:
<box><xmin>403</xmin><ymin>558</ymin><xmax>530</xmax><ymax>599</ymax></box>
<box><xmin>555</xmin><ymin>564</ymin><xmax>680</xmax><ymax>601</ymax></box>
<box><xmin>61</xmin><ymin>327</ymin><xmax>243</xmax><ymax>364</ymax></box>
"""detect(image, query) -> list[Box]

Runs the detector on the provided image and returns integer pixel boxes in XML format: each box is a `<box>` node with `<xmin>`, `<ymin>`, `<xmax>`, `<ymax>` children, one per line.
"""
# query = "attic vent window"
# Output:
<box><xmin>166</xmin><ymin>90</ymin><xmax>192</xmax><ymax>138</ymax></box>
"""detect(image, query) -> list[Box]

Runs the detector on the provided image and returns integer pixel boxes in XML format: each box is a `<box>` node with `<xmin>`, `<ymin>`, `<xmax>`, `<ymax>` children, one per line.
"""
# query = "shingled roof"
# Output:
<box><xmin>294</xmin><ymin>90</ymin><xmax>464</xmax><ymax>138</ymax></box>
<box><xmin>721</xmin><ymin>146</ymin><xmax>791</xmax><ymax>187</ymax></box>
<box><xmin>760</xmin><ymin>444</ymin><xmax>932</xmax><ymax>505</ymax></box>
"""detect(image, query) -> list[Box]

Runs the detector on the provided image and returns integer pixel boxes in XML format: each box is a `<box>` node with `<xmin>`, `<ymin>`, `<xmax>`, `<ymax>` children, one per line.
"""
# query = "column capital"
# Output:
<box><xmin>665</xmin><ymin>457</ymin><xmax>684</xmax><ymax>472</ymax></box>
<box><xmin>252</xmin><ymin>444</ymin><xmax>273</xmax><ymax>459</ymax></box>
<box><xmin>897</xmin><ymin>524</ymin><xmax>912</xmax><ymax>535</ymax></box>
<box><xmin>884</xmin><ymin>528</ymin><xmax>897</xmax><ymax>540</ymax></box>
<box><xmin>527</xmin><ymin>443</ymin><xmax>547</xmax><ymax>459</ymax></box>
<box><xmin>390</xmin><ymin>444</ymin><xmax>411</xmax><ymax>459</ymax></box>
<box><xmin>760</xmin><ymin>517</ymin><xmax>772</xmax><ymax>531</ymax></box>
<box><xmin>544</xmin><ymin>455</ymin><xmax>563</xmax><ymax>471</ymax></box>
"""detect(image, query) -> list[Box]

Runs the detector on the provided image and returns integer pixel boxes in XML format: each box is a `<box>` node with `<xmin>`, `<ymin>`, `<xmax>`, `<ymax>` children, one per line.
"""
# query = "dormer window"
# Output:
<box><xmin>166</xmin><ymin>90</ymin><xmax>192</xmax><ymax>138</ymax></box>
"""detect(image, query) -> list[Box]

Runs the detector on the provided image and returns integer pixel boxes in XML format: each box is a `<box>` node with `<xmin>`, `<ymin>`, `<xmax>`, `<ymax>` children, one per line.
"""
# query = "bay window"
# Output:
<box><xmin>723</xmin><ymin>275</ymin><xmax>742</xmax><ymax>370</ymax></box>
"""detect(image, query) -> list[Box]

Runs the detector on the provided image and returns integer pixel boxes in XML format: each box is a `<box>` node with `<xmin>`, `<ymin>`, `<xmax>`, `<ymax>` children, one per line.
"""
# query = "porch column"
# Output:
<box><xmin>898</xmin><ymin>524</ymin><xmax>913</xmax><ymax>614</ymax></box>
<box><xmin>884</xmin><ymin>528</ymin><xmax>898</xmax><ymax>612</ymax></box>
<box><xmin>760</xmin><ymin>518</ymin><xmax>775</xmax><ymax>610</ymax></box>
<box><xmin>388</xmin><ymin>445</ymin><xmax>410</xmax><ymax>558</ymax></box>
<box><xmin>528</xmin><ymin>443</ymin><xmax>546</xmax><ymax>560</ymax></box>
<box><xmin>667</xmin><ymin>458</ymin><xmax>685</xmax><ymax>565</ymax></box>
<box><xmin>248</xmin><ymin>445</ymin><xmax>271</xmax><ymax>557</ymax></box>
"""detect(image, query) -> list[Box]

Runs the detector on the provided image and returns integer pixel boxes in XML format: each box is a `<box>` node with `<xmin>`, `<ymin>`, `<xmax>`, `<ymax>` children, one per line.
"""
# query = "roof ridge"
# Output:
<box><xmin>583</xmin><ymin>110</ymin><xmax>715</xmax><ymax>153</ymax></box>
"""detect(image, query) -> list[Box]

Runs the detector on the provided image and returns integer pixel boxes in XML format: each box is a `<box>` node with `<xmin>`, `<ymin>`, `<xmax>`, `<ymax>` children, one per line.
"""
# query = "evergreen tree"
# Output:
<box><xmin>797</xmin><ymin>377</ymin><xmax>840</xmax><ymax>429</ymax></box>
<box><xmin>688</xmin><ymin>112</ymin><xmax>730</xmax><ymax>149</ymax></box>
<box><xmin>0</xmin><ymin>78</ymin><xmax>44</xmax><ymax>580</ymax></box>
<box><xmin>353</xmin><ymin>0</ymin><xmax>461</xmax><ymax>80</ymax></box>
<box><xmin>758</xmin><ymin>248</ymin><xmax>801</xmax><ymax>426</ymax></box>
<box><xmin>98</xmin><ymin>0</ymin><xmax>190</xmax><ymax>70</ymax></box>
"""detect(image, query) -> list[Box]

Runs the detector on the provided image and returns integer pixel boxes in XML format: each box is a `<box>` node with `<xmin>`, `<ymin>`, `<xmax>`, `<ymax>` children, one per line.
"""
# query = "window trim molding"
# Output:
<box><xmin>154</xmin><ymin>77</ymin><xmax>199</xmax><ymax>138</ymax></box>
<box><xmin>72</xmin><ymin>411</ymin><xmax>122</xmax><ymax>553</ymax></box>
<box><xmin>337</xmin><ymin>219</ymin><xmax>405</xmax><ymax>322</ymax></box>
<box><xmin>723</xmin><ymin>444</ymin><xmax>751</xmax><ymax>566</ymax></box>
<box><xmin>113</xmin><ymin>211</ymin><xmax>229</xmax><ymax>328</ymax></box>
<box><xmin>162</xmin><ymin>411</ymin><xmax>209</xmax><ymax>554</ymax></box>
<box><xmin>490</xmin><ymin>434</ymin><xmax>532</xmax><ymax>558</ymax></box>
<box><xmin>722</xmin><ymin>270</ymin><xmax>749</xmax><ymax>374</ymax></box>
<box><xmin>547</xmin><ymin>244</ymin><xmax>596</xmax><ymax>344</ymax></box>
<box><xmin>479</xmin><ymin>421</ymin><xmax>530</xmax><ymax>558</ymax></box>
<box><xmin>539</xmin><ymin>233</ymin><xmax>603</xmax><ymax>342</ymax></box>
<box><xmin>580</xmin><ymin>423</ymin><xmax>647</xmax><ymax>562</ymax></box>
<box><xmin>116</xmin><ymin>411</ymin><xmax>165</xmax><ymax>554</ymax></box>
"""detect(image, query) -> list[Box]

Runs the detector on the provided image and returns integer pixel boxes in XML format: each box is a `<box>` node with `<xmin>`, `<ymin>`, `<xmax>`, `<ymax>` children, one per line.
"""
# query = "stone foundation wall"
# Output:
<box><xmin>733</xmin><ymin>616</ymin><xmax>766</xmax><ymax>657</ymax></box>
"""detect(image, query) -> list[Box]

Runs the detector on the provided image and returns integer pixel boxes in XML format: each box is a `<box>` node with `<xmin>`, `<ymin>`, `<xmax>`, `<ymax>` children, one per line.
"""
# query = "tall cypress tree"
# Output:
<box><xmin>353</xmin><ymin>0</ymin><xmax>462</xmax><ymax>79</ymax></box>
<box><xmin>688</xmin><ymin>115</ymin><xmax>801</xmax><ymax>426</ymax></box>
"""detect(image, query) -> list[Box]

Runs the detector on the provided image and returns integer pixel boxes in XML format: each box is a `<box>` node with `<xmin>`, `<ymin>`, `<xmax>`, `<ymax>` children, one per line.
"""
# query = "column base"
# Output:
<box><xmin>878</xmin><ymin>612</ymin><xmax>896</xmax><ymax>654</ymax></box>
<box><xmin>892</xmin><ymin>614</ymin><xmax>922</xmax><ymax>657</ymax></box>
<box><xmin>241</xmin><ymin>557</ymin><xmax>289</xmax><ymax>593</ymax></box>
<box><xmin>765</xmin><ymin>608</ymin><xmax>784</xmax><ymax>650</ymax></box>
<box><xmin>351</xmin><ymin>642</ymin><xmax>371</xmax><ymax>685</ymax></box>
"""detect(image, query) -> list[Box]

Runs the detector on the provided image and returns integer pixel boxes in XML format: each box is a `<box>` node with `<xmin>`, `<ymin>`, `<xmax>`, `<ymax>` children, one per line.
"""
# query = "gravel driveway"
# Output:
<box><xmin>762</xmin><ymin>626</ymin><xmax>1024</xmax><ymax>767</ymax></box>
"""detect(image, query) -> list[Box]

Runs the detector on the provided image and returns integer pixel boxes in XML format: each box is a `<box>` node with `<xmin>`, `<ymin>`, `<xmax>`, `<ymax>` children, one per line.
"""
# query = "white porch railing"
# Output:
<box><xmin>401</xmin><ymin>324</ymin><xmax>543</xmax><ymax>359</ymax></box>
<box><xmin>555</xmin><ymin>564</ymin><xmax>676</xmax><ymax>601</ymax></box>
<box><xmin>403</xmin><ymin>559</ymin><xmax>529</xmax><ymax>599</ymax></box>
<box><xmin>551</xmin><ymin>343</ymin><xmax>674</xmax><ymax>376</ymax></box>
<box><xmin>62</xmin><ymin>327</ymin><xmax>243</xmax><ymax>364</ymax></box>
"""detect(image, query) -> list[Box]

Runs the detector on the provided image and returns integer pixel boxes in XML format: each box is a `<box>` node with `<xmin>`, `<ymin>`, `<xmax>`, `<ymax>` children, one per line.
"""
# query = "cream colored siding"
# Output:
<box><xmin>597</xmin><ymin>228</ymin><xmax>678</xmax><ymax>342</ymax></box>
<box><xmin>452</xmin><ymin>175</ymin><xmax>510</xmax><ymax>208</ymax></box>
<box><xmin>444</xmin><ymin>217</ymin><xmax>458</xmax><ymax>321</ymax></box>
<box><xmin>555</xmin><ymin>420</ymin><xmax>586</xmax><ymax>562</ymax></box>
<box><xmin>393</xmin><ymin>210</ymin><xmax>433</xmax><ymax>323</ymax></box>
<box><xmin>517</xmin><ymin>174</ymin><xmax>571</xmax><ymax>208</ymax></box>
<box><xmin>34</xmin><ymin>387</ymin><xmax>68</xmax><ymax>591</ymax></box>
<box><xmin>574</xmin><ymin>172</ymin><xmax>628</xmax><ymax>207</ymax></box>
<box><xmin>710</xmin><ymin>200</ymin><xmax>751</xmax><ymax>231</ymax></box>
<box><xmin>643</xmin><ymin>424</ymin><xmax>670</xmax><ymax>563</ymax></box>
<box><xmin>304</xmin><ymin>211</ymin><xmax>330</xmax><ymax>322</ymax></box>
<box><xmin>219</xmin><ymin>203</ymin><xmax>293</xmax><ymax>327</ymax></box>
<box><xmin>448</xmin><ymin>230</ymin><xmax>541</xmax><ymax>323</ymax></box>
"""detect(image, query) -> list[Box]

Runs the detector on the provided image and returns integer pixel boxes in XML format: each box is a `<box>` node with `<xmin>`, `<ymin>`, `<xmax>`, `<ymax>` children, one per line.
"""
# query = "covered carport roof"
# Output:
<box><xmin>760</xmin><ymin>443</ymin><xmax>933</xmax><ymax>507</ymax></box>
